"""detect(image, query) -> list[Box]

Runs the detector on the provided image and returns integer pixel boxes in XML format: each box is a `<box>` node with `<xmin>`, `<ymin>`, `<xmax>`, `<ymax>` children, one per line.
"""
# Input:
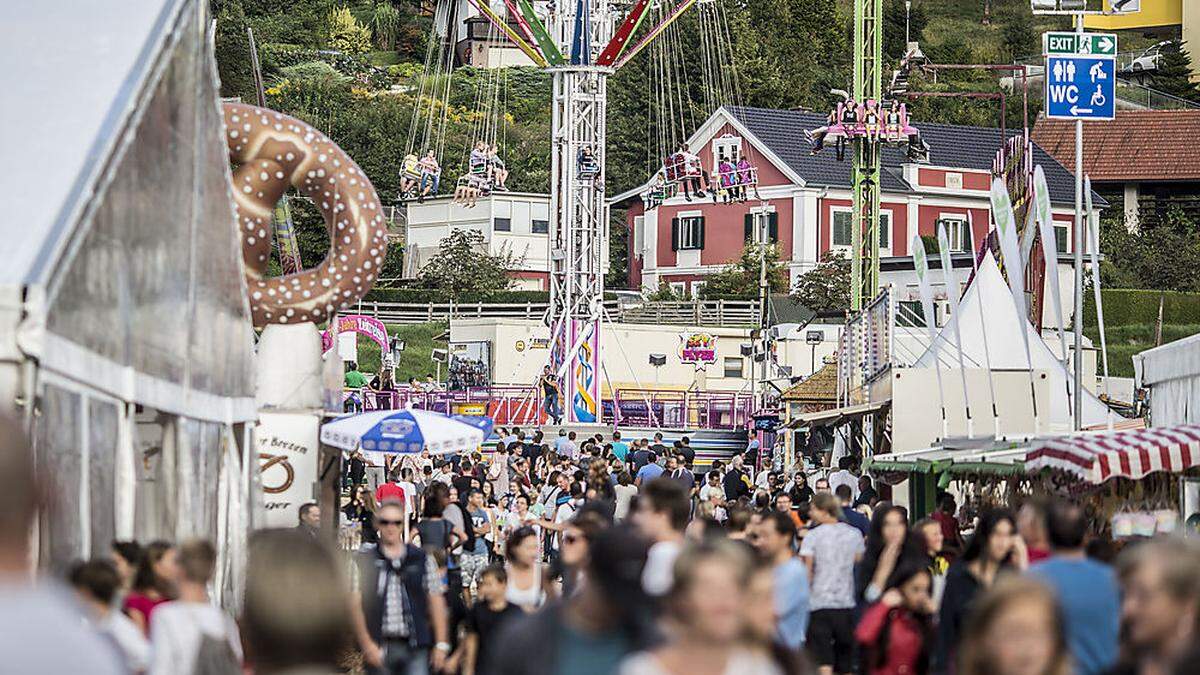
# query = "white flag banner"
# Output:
<box><xmin>1085</xmin><ymin>176</ymin><xmax>1111</xmax><ymax>388</ymax></box>
<box><xmin>991</xmin><ymin>177</ymin><xmax>1040</xmax><ymax>426</ymax></box>
<box><xmin>913</xmin><ymin>234</ymin><xmax>947</xmax><ymax>435</ymax></box>
<box><xmin>938</xmin><ymin>223</ymin><xmax>973</xmax><ymax>435</ymax></box>
<box><xmin>967</xmin><ymin>211</ymin><xmax>1001</xmax><ymax>436</ymax></box>
<box><xmin>1020</xmin><ymin>205</ymin><xmax>1037</xmax><ymax>268</ymax></box>
<box><xmin>1035</xmin><ymin>165</ymin><xmax>1069</xmax><ymax>365</ymax></box>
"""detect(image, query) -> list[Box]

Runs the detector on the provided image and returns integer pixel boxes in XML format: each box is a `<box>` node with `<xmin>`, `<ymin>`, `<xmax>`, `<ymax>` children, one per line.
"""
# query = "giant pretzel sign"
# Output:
<box><xmin>223</xmin><ymin>102</ymin><xmax>387</xmax><ymax>327</ymax></box>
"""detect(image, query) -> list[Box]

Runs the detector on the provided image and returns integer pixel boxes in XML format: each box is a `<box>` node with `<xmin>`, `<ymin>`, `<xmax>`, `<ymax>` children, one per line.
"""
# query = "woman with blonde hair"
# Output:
<box><xmin>958</xmin><ymin>576</ymin><xmax>1070</xmax><ymax>675</ymax></box>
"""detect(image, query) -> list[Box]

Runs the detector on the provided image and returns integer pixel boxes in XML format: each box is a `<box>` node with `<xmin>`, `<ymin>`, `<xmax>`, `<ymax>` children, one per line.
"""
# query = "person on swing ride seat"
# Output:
<box><xmin>678</xmin><ymin>144</ymin><xmax>706</xmax><ymax>201</ymax></box>
<box><xmin>399</xmin><ymin>153</ymin><xmax>420</xmax><ymax>201</ymax></box>
<box><xmin>488</xmin><ymin>144</ymin><xmax>509</xmax><ymax>191</ymax></box>
<box><xmin>717</xmin><ymin>157</ymin><xmax>735</xmax><ymax>203</ymax></box>
<box><xmin>418</xmin><ymin>150</ymin><xmax>441</xmax><ymax>203</ymax></box>
<box><xmin>469</xmin><ymin>141</ymin><xmax>489</xmax><ymax>176</ymax></box>
<box><xmin>806</xmin><ymin>109</ymin><xmax>837</xmax><ymax>154</ymax></box>
<box><xmin>736</xmin><ymin>153</ymin><xmax>753</xmax><ymax>201</ymax></box>
<box><xmin>578</xmin><ymin>147</ymin><xmax>598</xmax><ymax>178</ymax></box>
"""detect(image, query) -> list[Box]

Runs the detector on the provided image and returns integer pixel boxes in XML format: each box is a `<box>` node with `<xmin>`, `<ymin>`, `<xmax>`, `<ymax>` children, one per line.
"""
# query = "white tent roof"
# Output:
<box><xmin>0</xmin><ymin>0</ymin><xmax>181</xmax><ymax>285</ymax></box>
<box><xmin>913</xmin><ymin>250</ymin><xmax>1110</xmax><ymax>430</ymax></box>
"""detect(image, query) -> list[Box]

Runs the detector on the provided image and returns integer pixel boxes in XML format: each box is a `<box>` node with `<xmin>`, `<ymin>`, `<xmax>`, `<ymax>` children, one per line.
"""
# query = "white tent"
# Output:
<box><xmin>0</xmin><ymin>0</ymin><xmax>261</xmax><ymax>600</ymax></box>
<box><xmin>1134</xmin><ymin>333</ymin><xmax>1200</xmax><ymax>427</ymax></box>
<box><xmin>912</xmin><ymin>251</ymin><xmax>1110</xmax><ymax>431</ymax></box>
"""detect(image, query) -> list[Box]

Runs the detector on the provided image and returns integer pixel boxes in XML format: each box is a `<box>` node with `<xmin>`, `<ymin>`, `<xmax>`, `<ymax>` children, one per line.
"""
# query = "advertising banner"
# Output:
<box><xmin>255</xmin><ymin>412</ymin><xmax>319</xmax><ymax>528</ymax></box>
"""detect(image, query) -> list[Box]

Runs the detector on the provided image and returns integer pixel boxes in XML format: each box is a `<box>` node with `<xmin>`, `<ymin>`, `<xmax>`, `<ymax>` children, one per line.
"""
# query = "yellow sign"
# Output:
<box><xmin>515</xmin><ymin>340</ymin><xmax>526</xmax><ymax>352</ymax></box>
<box><xmin>452</xmin><ymin>402</ymin><xmax>487</xmax><ymax>416</ymax></box>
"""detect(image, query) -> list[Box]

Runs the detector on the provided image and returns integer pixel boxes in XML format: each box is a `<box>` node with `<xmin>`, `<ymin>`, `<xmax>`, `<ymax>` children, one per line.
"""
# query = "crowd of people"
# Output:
<box><xmin>4</xmin><ymin>412</ymin><xmax>1200</xmax><ymax>675</ymax></box>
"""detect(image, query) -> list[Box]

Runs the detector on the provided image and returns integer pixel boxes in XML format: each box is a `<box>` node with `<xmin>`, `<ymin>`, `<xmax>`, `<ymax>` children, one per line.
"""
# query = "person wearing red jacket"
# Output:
<box><xmin>855</xmin><ymin>562</ymin><xmax>936</xmax><ymax>675</ymax></box>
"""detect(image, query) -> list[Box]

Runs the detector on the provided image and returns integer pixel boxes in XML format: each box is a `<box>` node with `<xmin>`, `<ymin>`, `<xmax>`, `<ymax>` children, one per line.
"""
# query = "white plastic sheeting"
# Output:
<box><xmin>5</xmin><ymin>0</ymin><xmax>263</xmax><ymax>577</ymax></box>
<box><xmin>913</xmin><ymin>251</ymin><xmax>1109</xmax><ymax>432</ymax></box>
<box><xmin>1134</xmin><ymin>333</ymin><xmax>1200</xmax><ymax>427</ymax></box>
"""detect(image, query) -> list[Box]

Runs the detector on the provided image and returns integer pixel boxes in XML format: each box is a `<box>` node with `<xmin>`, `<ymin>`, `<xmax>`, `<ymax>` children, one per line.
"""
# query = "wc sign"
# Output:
<box><xmin>1044</xmin><ymin>31</ymin><xmax>1116</xmax><ymax>121</ymax></box>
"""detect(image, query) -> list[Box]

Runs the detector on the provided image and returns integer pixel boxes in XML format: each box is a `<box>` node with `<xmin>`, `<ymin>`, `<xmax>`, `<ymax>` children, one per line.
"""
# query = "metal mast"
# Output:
<box><xmin>850</xmin><ymin>0</ymin><xmax>883</xmax><ymax>310</ymax></box>
<box><xmin>547</xmin><ymin>0</ymin><xmax>616</xmax><ymax>423</ymax></box>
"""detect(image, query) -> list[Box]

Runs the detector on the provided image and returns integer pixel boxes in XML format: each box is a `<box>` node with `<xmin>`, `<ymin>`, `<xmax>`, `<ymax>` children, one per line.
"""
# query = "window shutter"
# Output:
<box><xmin>671</xmin><ymin>217</ymin><xmax>680</xmax><ymax>252</ymax></box>
<box><xmin>697</xmin><ymin>216</ymin><xmax>706</xmax><ymax>250</ymax></box>
<box><xmin>744</xmin><ymin>213</ymin><xmax>754</xmax><ymax>242</ymax></box>
<box><xmin>768</xmin><ymin>212</ymin><xmax>779</xmax><ymax>242</ymax></box>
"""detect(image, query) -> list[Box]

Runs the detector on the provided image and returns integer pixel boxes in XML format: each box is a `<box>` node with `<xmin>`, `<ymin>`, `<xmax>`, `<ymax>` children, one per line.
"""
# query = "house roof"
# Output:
<box><xmin>1031</xmin><ymin>110</ymin><xmax>1200</xmax><ymax>183</ymax></box>
<box><xmin>611</xmin><ymin>105</ymin><xmax>1095</xmax><ymax>207</ymax></box>
<box><xmin>781</xmin><ymin>358</ymin><xmax>838</xmax><ymax>402</ymax></box>
<box><xmin>726</xmin><ymin>106</ymin><xmax>1088</xmax><ymax>206</ymax></box>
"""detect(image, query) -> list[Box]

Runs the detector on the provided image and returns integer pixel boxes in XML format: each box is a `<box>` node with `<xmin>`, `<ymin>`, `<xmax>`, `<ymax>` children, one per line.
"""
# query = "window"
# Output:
<box><xmin>744</xmin><ymin>211</ymin><xmax>779</xmax><ymax>243</ymax></box>
<box><xmin>712</xmin><ymin>134</ymin><xmax>744</xmax><ymax>163</ymax></box>
<box><xmin>494</xmin><ymin>217</ymin><xmax>512</xmax><ymax>232</ymax></box>
<box><xmin>671</xmin><ymin>215</ymin><xmax>705</xmax><ymax>251</ymax></box>
<box><xmin>1054</xmin><ymin>224</ymin><xmax>1069</xmax><ymax>254</ymax></box>
<box><xmin>831</xmin><ymin>210</ymin><xmax>890</xmax><ymax>251</ymax></box>
<box><xmin>531</xmin><ymin>219</ymin><xmax>549</xmax><ymax>234</ymax></box>
<box><xmin>832</xmin><ymin>210</ymin><xmax>853</xmax><ymax>248</ymax></box>
<box><xmin>723</xmin><ymin>357</ymin><xmax>743</xmax><ymax>378</ymax></box>
<box><xmin>691</xmin><ymin>280</ymin><xmax>706</xmax><ymax>297</ymax></box>
<box><xmin>937</xmin><ymin>216</ymin><xmax>971</xmax><ymax>252</ymax></box>
<box><xmin>669</xmin><ymin>281</ymin><xmax>687</xmax><ymax>297</ymax></box>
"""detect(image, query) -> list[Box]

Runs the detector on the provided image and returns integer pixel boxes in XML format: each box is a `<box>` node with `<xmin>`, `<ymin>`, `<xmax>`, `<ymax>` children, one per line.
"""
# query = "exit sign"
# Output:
<box><xmin>1044</xmin><ymin>32</ymin><xmax>1117</xmax><ymax>56</ymax></box>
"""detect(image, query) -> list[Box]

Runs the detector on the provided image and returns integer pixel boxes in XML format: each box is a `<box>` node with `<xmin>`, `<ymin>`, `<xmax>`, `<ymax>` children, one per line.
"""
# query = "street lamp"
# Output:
<box><xmin>806</xmin><ymin>330</ymin><xmax>823</xmax><ymax>374</ymax></box>
<box><xmin>649</xmin><ymin>353</ymin><xmax>666</xmax><ymax>386</ymax></box>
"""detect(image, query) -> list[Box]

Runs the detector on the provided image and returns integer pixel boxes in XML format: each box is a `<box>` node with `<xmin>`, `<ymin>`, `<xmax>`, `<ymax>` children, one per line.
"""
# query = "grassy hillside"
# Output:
<box><xmin>351</xmin><ymin>321</ymin><xmax>448</xmax><ymax>382</ymax></box>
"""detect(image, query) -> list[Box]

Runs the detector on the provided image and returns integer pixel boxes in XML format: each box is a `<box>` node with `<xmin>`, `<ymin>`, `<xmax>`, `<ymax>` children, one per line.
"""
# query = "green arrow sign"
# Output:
<box><xmin>1044</xmin><ymin>31</ymin><xmax>1117</xmax><ymax>57</ymax></box>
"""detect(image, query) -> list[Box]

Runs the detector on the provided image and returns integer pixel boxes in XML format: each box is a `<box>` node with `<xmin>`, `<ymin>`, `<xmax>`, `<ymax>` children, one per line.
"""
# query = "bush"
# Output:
<box><xmin>327</xmin><ymin>6</ymin><xmax>372</xmax><ymax>55</ymax></box>
<box><xmin>1083</xmin><ymin>289</ymin><xmax>1200</xmax><ymax>328</ymax></box>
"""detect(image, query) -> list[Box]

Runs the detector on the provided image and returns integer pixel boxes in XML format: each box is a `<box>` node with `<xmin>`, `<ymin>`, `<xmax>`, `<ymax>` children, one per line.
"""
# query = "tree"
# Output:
<box><xmin>418</xmin><ymin>229</ymin><xmax>522</xmax><ymax>301</ymax></box>
<box><xmin>883</xmin><ymin>0</ymin><xmax>928</xmax><ymax>60</ymax></box>
<box><xmin>327</xmin><ymin>6</ymin><xmax>372</xmax><ymax>54</ymax></box>
<box><xmin>701</xmin><ymin>243</ymin><xmax>788</xmax><ymax>298</ymax></box>
<box><xmin>790</xmin><ymin>253</ymin><xmax>850</xmax><ymax>313</ymax></box>
<box><xmin>369</xmin><ymin>2</ymin><xmax>402</xmax><ymax>50</ymax></box>
<box><xmin>1100</xmin><ymin>206</ymin><xmax>1200</xmax><ymax>292</ymax></box>
<box><xmin>1152</xmin><ymin>41</ymin><xmax>1200</xmax><ymax>103</ymax></box>
<box><xmin>1000</xmin><ymin>7</ymin><xmax>1037</xmax><ymax>63</ymax></box>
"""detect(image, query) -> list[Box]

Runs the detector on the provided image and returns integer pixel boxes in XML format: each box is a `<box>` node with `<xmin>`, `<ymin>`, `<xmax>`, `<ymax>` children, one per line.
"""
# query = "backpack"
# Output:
<box><xmin>191</xmin><ymin>632</ymin><xmax>240</xmax><ymax>675</ymax></box>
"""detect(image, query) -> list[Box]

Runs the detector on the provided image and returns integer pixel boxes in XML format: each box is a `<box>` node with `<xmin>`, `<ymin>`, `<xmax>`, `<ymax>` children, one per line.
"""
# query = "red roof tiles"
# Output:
<box><xmin>1031</xmin><ymin>110</ymin><xmax>1200</xmax><ymax>182</ymax></box>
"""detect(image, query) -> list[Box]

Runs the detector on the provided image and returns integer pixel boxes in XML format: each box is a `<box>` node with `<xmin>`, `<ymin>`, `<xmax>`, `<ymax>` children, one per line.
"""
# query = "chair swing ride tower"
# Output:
<box><xmin>460</xmin><ymin>0</ymin><xmax>698</xmax><ymax>422</ymax></box>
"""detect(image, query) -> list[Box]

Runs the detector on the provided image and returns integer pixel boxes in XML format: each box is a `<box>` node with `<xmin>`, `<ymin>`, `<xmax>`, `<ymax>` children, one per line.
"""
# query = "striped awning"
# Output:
<box><xmin>1025</xmin><ymin>424</ymin><xmax>1200</xmax><ymax>484</ymax></box>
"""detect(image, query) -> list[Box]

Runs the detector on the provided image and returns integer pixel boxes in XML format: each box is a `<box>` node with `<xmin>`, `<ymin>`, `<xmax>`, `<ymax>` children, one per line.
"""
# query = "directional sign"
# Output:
<box><xmin>1045</xmin><ymin>55</ymin><xmax>1116</xmax><ymax>120</ymax></box>
<box><xmin>1044</xmin><ymin>32</ymin><xmax>1118</xmax><ymax>57</ymax></box>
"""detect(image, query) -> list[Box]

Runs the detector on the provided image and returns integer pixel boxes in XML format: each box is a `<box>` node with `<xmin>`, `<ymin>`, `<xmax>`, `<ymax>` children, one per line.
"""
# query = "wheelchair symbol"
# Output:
<box><xmin>1090</xmin><ymin>86</ymin><xmax>1106</xmax><ymax>108</ymax></box>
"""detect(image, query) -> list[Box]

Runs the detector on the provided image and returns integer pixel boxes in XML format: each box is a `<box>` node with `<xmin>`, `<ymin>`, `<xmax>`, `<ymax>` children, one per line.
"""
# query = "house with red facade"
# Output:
<box><xmin>611</xmin><ymin>106</ymin><xmax>1091</xmax><ymax>315</ymax></box>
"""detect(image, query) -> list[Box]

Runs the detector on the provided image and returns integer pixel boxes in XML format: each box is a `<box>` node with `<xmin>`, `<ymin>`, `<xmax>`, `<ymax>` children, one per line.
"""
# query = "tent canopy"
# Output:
<box><xmin>1025</xmin><ymin>424</ymin><xmax>1200</xmax><ymax>484</ymax></box>
<box><xmin>912</xmin><ymin>251</ymin><xmax>1109</xmax><ymax>431</ymax></box>
<box><xmin>0</xmin><ymin>0</ymin><xmax>256</xmax><ymax>424</ymax></box>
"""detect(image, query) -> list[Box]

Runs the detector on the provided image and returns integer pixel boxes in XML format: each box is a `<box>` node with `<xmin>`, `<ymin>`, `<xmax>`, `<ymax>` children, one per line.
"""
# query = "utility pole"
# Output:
<box><xmin>758</xmin><ymin>214</ymin><xmax>769</xmax><ymax>410</ymax></box>
<box><xmin>1072</xmin><ymin>11</ymin><xmax>1084</xmax><ymax>430</ymax></box>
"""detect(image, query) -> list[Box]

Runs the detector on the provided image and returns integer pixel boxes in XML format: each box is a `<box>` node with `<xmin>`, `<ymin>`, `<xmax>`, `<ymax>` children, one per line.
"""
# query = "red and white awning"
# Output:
<box><xmin>1025</xmin><ymin>424</ymin><xmax>1200</xmax><ymax>484</ymax></box>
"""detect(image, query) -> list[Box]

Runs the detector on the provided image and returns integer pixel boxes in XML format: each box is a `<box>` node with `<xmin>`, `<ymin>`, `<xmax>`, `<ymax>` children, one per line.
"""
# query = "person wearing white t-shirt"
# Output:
<box><xmin>633</xmin><ymin>478</ymin><xmax>689</xmax><ymax>597</ymax></box>
<box><xmin>69</xmin><ymin>559</ymin><xmax>151</xmax><ymax>674</ymax></box>
<box><xmin>799</xmin><ymin>494</ymin><xmax>864</xmax><ymax>675</ymax></box>
<box><xmin>150</xmin><ymin>540</ymin><xmax>242</xmax><ymax>675</ymax></box>
<box><xmin>827</xmin><ymin>456</ymin><xmax>860</xmax><ymax>502</ymax></box>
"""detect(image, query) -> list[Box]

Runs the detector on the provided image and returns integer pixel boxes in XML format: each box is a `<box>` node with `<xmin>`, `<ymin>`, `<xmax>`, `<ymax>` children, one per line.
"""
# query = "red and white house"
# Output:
<box><xmin>611</xmin><ymin>106</ymin><xmax>1093</xmax><ymax>306</ymax></box>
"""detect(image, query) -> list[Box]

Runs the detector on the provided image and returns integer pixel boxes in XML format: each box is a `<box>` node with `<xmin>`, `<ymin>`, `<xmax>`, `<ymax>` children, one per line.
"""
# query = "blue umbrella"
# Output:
<box><xmin>320</xmin><ymin>409</ymin><xmax>491</xmax><ymax>456</ymax></box>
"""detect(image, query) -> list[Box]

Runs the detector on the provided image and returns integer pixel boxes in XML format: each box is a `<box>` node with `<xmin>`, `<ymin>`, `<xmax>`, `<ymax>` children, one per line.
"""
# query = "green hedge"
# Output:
<box><xmin>1083</xmin><ymin>289</ymin><xmax>1200</xmax><ymax>328</ymax></box>
<box><xmin>364</xmin><ymin>288</ymin><xmax>551</xmax><ymax>303</ymax></box>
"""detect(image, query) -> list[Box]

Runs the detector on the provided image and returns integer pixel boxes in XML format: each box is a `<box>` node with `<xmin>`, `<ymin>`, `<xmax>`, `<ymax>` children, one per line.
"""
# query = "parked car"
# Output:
<box><xmin>1130</xmin><ymin>42</ymin><xmax>1171</xmax><ymax>72</ymax></box>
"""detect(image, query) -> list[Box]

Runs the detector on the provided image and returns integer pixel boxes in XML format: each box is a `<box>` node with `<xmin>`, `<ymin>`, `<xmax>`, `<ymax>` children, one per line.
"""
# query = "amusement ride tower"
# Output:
<box><xmin>462</xmin><ymin>0</ymin><xmax>696</xmax><ymax>422</ymax></box>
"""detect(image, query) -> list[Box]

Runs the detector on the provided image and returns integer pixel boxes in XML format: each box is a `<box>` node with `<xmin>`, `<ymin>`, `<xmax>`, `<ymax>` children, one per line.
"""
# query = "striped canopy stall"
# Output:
<box><xmin>1025</xmin><ymin>425</ymin><xmax>1200</xmax><ymax>484</ymax></box>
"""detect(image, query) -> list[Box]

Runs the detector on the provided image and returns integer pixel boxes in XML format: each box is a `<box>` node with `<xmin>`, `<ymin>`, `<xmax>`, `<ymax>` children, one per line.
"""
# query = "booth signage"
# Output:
<box><xmin>680</xmin><ymin>332</ymin><xmax>718</xmax><ymax>364</ymax></box>
<box><xmin>256</xmin><ymin>412</ymin><xmax>319</xmax><ymax>528</ymax></box>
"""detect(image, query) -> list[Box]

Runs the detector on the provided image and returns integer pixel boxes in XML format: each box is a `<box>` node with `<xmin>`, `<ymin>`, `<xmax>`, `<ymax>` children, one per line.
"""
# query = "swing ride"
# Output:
<box><xmin>401</xmin><ymin>0</ymin><xmax>718</xmax><ymax>423</ymax></box>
